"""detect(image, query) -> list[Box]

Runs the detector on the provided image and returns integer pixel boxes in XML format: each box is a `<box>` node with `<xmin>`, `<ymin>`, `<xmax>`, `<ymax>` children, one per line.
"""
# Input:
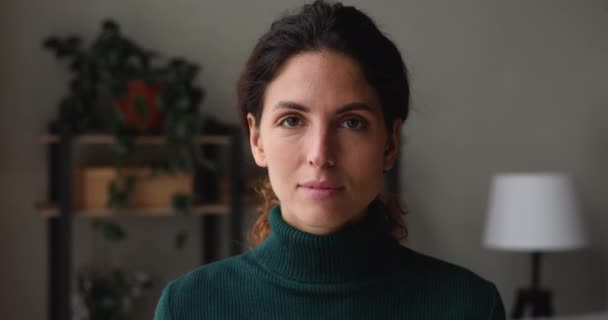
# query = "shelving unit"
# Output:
<box><xmin>36</xmin><ymin>201</ymin><xmax>231</xmax><ymax>217</ymax></box>
<box><xmin>40</xmin><ymin>125</ymin><xmax>244</xmax><ymax>320</ymax></box>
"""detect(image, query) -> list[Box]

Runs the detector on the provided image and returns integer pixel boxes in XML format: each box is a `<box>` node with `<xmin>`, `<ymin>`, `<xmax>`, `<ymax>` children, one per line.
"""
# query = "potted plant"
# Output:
<box><xmin>73</xmin><ymin>264</ymin><xmax>153</xmax><ymax>320</ymax></box>
<box><xmin>42</xmin><ymin>19</ymin><xmax>218</xmax><ymax>249</ymax></box>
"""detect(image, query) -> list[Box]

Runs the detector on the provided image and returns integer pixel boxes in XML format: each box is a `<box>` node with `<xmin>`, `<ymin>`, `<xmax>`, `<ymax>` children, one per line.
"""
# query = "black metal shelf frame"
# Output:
<box><xmin>45</xmin><ymin>125</ymin><xmax>244</xmax><ymax>320</ymax></box>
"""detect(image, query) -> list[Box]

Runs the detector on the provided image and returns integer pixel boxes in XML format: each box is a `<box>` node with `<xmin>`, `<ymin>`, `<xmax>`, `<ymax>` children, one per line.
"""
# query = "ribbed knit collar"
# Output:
<box><xmin>251</xmin><ymin>198</ymin><xmax>401</xmax><ymax>284</ymax></box>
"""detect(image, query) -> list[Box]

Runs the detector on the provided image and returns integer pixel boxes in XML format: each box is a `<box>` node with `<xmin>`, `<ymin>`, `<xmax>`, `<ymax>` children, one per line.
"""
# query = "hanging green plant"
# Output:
<box><xmin>43</xmin><ymin>19</ymin><xmax>217</xmax><ymax>250</ymax></box>
<box><xmin>74</xmin><ymin>265</ymin><xmax>153</xmax><ymax>320</ymax></box>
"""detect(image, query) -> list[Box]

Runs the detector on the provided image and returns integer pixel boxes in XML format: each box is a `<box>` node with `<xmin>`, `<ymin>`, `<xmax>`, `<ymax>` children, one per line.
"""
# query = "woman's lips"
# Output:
<box><xmin>299</xmin><ymin>187</ymin><xmax>343</xmax><ymax>199</ymax></box>
<box><xmin>299</xmin><ymin>179</ymin><xmax>341</xmax><ymax>189</ymax></box>
<box><xmin>298</xmin><ymin>182</ymin><xmax>344</xmax><ymax>200</ymax></box>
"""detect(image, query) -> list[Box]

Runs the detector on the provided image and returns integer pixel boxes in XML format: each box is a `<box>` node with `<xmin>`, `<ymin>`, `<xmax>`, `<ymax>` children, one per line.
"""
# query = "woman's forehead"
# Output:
<box><xmin>263</xmin><ymin>50</ymin><xmax>381</xmax><ymax>115</ymax></box>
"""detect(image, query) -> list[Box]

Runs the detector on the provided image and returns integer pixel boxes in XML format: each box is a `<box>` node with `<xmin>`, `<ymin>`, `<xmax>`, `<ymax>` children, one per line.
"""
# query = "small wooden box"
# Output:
<box><xmin>72</xmin><ymin>166</ymin><xmax>193</xmax><ymax>210</ymax></box>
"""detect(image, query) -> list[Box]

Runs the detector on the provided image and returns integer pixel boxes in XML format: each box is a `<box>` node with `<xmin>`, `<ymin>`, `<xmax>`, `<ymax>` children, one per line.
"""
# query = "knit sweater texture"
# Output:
<box><xmin>154</xmin><ymin>199</ymin><xmax>506</xmax><ymax>319</ymax></box>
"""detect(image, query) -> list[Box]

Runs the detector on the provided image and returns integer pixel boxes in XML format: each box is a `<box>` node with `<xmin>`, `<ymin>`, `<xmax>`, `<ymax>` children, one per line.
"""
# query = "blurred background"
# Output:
<box><xmin>0</xmin><ymin>0</ymin><xmax>607</xmax><ymax>319</ymax></box>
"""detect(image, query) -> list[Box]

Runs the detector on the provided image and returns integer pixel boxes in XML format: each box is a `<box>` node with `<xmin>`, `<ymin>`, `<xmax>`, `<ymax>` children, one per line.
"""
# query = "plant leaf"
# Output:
<box><xmin>175</xmin><ymin>230</ymin><xmax>189</xmax><ymax>250</ymax></box>
<box><xmin>134</xmin><ymin>95</ymin><xmax>149</xmax><ymax>119</ymax></box>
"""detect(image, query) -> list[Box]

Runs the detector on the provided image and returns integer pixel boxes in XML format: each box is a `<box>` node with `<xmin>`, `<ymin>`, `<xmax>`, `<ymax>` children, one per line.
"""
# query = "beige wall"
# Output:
<box><xmin>1</xmin><ymin>0</ymin><xmax>606</xmax><ymax>319</ymax></box>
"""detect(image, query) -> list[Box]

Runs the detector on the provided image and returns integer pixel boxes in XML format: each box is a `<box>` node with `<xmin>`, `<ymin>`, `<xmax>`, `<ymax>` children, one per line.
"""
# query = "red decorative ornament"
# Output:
<box><xmin>115</xmin><ymin>80</ymin><xmax>164</xmax><ymax>132</ymax></box>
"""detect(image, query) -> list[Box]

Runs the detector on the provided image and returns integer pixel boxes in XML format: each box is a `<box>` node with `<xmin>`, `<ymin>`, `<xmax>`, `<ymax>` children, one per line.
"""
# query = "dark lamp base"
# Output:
<box><xmin>511</xmin><ymin>288</ymin><xmax>554</xmax><ymax>319</ymax></box>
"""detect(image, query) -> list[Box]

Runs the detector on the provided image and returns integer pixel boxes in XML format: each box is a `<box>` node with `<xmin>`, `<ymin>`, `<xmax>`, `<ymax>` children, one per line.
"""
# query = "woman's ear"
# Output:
<box><xmin>383</xmin><ymin>119</ymin><xmax>402</xmax><ymax>172</ymax></box>
<box><xmin>247</xmin><ymin>113</ymin><xmax>268</xmax><ymax>168</ymax></box>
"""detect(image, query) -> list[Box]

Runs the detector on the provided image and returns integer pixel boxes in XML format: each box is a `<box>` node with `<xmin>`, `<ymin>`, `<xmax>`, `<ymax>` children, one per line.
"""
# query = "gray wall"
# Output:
<box><xmin>0</xmin><ymin>0</ymin><xmax>606</xmax><ymax>319</ymax></box>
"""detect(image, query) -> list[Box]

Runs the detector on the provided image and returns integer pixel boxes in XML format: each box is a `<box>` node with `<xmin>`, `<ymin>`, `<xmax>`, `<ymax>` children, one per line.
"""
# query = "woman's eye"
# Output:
<box><xmin>340</xmin><ymin>118</ymin><xmax>367</xmax><ymax>130</ymax></box>
<box><xmin>280</xmin><ymin>116</ymin><xmax>303</xmax><ymax>127</ymax></box>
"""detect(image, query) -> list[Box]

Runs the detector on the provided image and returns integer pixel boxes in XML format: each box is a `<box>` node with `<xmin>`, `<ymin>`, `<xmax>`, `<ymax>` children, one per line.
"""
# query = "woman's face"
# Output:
<box><xmin>247</xmin><ymin>50</ymin><xmax>402</xmax><ymax>235</ymax></box>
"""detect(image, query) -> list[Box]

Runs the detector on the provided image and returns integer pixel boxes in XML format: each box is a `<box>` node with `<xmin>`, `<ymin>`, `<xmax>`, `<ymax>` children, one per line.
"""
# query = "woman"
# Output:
<box><xmin>155</xmin><ymin>1</ymin><xmax>506</xmax><ymax>319</ymax></box>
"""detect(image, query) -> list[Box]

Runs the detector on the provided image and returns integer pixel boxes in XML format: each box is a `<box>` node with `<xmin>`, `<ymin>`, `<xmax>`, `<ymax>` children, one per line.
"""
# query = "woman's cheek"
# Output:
<box><xmin>347</xmin><ymin>144</ymin><xmax>384</xmax><ymax>182</ymax></box>
<box><xmin>266</xmin><ymin>137</ymin><xmax>299</xmax><ymax>173</ymax></box>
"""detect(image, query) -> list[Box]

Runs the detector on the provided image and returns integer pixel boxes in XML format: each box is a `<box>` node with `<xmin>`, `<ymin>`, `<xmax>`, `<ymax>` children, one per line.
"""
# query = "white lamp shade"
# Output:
<box><xmin>483</xmin><ymin>173</ymin><xmax>588</xmax><ymax>251</ymax></box>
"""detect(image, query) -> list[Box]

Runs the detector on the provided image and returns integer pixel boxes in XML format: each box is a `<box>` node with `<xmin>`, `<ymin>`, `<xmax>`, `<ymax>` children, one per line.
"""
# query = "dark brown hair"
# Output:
<box><xmin>237</xmin><ymin>0</ymin><xmax>411</xmax><ymax>248</ymax></box>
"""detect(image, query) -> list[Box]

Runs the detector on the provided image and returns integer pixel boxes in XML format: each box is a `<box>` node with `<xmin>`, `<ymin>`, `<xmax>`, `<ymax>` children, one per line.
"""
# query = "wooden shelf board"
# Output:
<box><xmin>39</xmin><ymin>133</ymin><xmax>231</xmax><ymax>145</ymax></box>
<box><xmin>36</xmin><ymin>201</ymin><xmax>230</xmax><ymax>218</ymax></box>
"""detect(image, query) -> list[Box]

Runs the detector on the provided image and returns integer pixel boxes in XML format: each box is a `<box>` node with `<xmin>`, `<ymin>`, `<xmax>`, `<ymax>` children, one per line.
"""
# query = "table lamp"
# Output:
<box><xmin>482</xmin><ymin>173</ymin><xmax>589</xmax><ymax>319</ymax></box>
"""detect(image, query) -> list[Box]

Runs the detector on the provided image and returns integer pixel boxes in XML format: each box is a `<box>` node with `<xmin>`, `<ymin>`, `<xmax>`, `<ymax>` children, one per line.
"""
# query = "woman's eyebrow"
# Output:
<box><xmin>273</xmin><ymin>101</ymin><xmax>374</xmax><ymax>114</ymax></box>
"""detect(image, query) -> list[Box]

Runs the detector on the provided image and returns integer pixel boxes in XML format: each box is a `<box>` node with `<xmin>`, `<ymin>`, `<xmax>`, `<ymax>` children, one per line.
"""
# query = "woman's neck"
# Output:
<box><xmin>279</xmin><ymin>203</ymin><xmax>369</xmax><ymax>236</ymax></box>
<box><xmin>251</xmin><ymin>198</ymin><xmax>402</xmax><ymax>283</ymax></box>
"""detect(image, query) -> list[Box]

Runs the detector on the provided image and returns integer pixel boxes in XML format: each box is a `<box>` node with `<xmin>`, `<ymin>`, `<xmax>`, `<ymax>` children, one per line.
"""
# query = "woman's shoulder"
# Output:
<box><xmin>394</xmin><ymin>245</ymin><xmax>500</xmax><ymax>293</ymax></box>
<box><xmin>166</xmin><ymin>251</ymin><xmax>255</xmax><ymax>293</ymax></box>
<box><xmin>154</xmin><ymin>252</ymin><xmax>256</xmax><ymax>319</ymax></box>
<box><xmin>391</xmin><ymin>245</ymin><xmax>505</xmax><ymax>318</ymax></box>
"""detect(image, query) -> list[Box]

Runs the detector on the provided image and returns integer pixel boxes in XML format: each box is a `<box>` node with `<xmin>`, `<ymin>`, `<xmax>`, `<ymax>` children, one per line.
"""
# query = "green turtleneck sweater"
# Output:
<box><xmin>154</xmin><ymin>199</ymin><xmax>505</xmax><ymax>319</ymax></box>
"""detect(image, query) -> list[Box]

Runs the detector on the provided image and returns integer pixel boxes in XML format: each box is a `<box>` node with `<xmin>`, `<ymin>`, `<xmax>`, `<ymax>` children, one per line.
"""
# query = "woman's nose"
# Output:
<box><xmin>307</xmin><ymin>127</ymin><xmax>336</xmax><ymax>168</ymax></box>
